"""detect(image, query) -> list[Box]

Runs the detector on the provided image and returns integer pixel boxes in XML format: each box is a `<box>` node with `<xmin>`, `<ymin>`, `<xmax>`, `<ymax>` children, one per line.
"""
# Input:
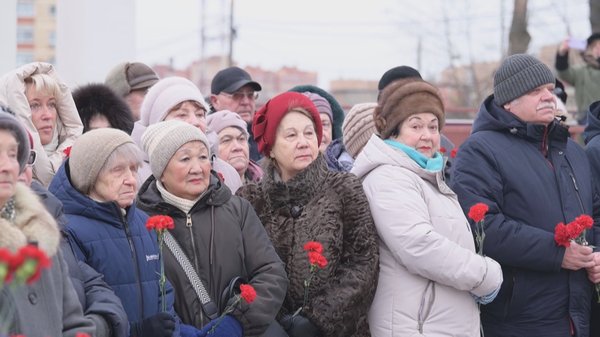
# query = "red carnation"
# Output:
<box><xmin>63</xmin><ymin>146</ymin><xmax>72</xmax><ymax>157</ymax></box>
<box><xmin>468</xmin><ymin>203</ymin><xmax>489</xmax><ymax>223</ymax></box>
<box><xmin>439</xmin><ymin>147</ymin><xmax>447</xmax><ymax>154</ymax></box>
<box><xmin>303</xmin><ymin>241</ymin><xmax>323</xmax><ymax>254</ymax></box>
<box><xmin>450</xmin><ymin>147</ymin><xmax>458</xmax><ymax>158</ymax></box>
<box><xmin>13</xmin><ymin>245</ymin><xmax>52</xmax><ymax>284</ymax></box>
<box><xmin>308</xmin><ymin>251</ymin><xmax>328</xmax><ymax>269</ymax></box>
<box><xmin>76</xmin><ymin>333</ymin><xmax>91</xmax><ymax>337</ymax></box>
<box><xmin>575</xmin><ymin>215</ymin><xmax>593</xmax><ymax>230</ymax></box>
<box><xmin>146</xmin><ymin>215</ymin><xmax>175</xmax><ymax>231</ymax></box>
<box><xmin>240</xmin><ymin>284</ymin><xmax>257</xmax><ymax>304</ymax></box>
<box><xmin>554</xmin><ymin>222</ymin><xmax>571</xmax><ymax>247</ymax></box>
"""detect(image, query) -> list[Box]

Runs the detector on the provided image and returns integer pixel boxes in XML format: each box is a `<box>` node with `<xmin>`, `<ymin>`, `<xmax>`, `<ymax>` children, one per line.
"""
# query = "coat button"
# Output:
<box><xmin>559</xmin><ymin>151</ymin><xmax>563</xmax><ymax>155</ymax></box>
<box><xmin>28</xmin><ymin>292</ymin><xmax>38</xmax><ymax>304</ymax></box>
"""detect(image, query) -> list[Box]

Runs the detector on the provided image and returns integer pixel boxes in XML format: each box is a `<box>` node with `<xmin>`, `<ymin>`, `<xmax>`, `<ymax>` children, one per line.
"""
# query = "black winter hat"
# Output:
<box><xmin>378</xmin><ymin>66</ymin><xmax>422</xmax><ymax>91</ymax></box>
<box><xmin>587</xmin><ymin>33</ymin><xmax>600</xmax><ymax>47</ymax></box>
<box><xmin>72</xmin><ymin>83</ymin><xmax>135</xmax><ymax>134</ymax></box>
<box><xmin>211</xmin><ymin>67</ymin><xmax>261</xmax><ymax>95</ymax></box>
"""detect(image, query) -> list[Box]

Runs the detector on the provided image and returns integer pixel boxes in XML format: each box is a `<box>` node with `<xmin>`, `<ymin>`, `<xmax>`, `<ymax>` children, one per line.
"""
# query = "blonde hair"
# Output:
<box><xmin>24</xmin><ymin>73</ymin><xmax>60</xmax><ymax>99</ymax></box>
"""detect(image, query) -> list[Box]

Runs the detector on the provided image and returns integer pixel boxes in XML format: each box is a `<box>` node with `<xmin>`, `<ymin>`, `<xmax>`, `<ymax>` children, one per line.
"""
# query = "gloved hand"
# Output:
<box><xmin>471</xmin><ymin>285</ymin><xmax>501</xmax><ymax>305</ymax></box>
<box><xmin>197</xmin><ymin>315</ymin><xmax>242</xmax><ymax>337</ymax></box>
<box><xmin>280</xmin><ymin>314</ymin><xmax>321</xmax><ymax>337</ymax></box>
<box><xmin>131</xmin><ymin>312</ymin><xmax>176</xmax><ymax>337</ymax></box>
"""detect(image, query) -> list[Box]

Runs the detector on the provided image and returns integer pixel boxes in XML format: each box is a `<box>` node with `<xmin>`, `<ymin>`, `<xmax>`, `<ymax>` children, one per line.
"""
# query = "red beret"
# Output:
<box><xmin>252</xmin><ymin>92</ymin><xmax>322</xmax><ymax>157</ymax></box>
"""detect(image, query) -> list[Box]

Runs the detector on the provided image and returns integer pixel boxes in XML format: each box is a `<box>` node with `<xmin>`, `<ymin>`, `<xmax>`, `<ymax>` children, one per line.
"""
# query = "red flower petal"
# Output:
<box><xmin>554</xmin><ymin>223</ymin><xmax>571</xmax><ymax>247</ymax></box>
<box><xmin>303</xmin><ymin>241</ymin><xmax>323</xmax><ymax>254</ymax></box>
<box><xmin>468</xmin><ymin>203</ymin><xmax>489</xmax><ymax>223</ymax></box>
<box><xmin>239</xmin><ymin>283</ymin><xmax>256</xmax><ymax>304</ymax></box>
<box><xmin>63</xmin><ymin>146</ymin><xmax>72</xmax><ymax>157</ymax></box>
<box><xmin>146</xmin><ymin>215</ymin><xmax>175</xmax><ymax>231</ymax></box>
<box><xmin>575</xmin><ymin>214</ymin><xmax>593</xmax><ymax>230</ymax></box>
<box><xmin>450</xmin><ymin>147</ymin><xmax>458</xmax><ymax>158</ymax></box>
<box><xmin>439</xmin><ymin>147</ymin><xmax>447</xmax><ymax>154</ymax></box>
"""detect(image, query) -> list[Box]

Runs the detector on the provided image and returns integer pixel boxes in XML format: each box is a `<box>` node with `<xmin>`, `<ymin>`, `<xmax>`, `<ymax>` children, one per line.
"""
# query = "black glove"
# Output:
<box><xmin>131</xmin><ymin>312</ymin><xmax>176</xmax><ymax>337</ymax></box>
<box><xmin>280</xmin><ymin>314</ymin><xmax>321</xmax><ymax>337</ymax></box>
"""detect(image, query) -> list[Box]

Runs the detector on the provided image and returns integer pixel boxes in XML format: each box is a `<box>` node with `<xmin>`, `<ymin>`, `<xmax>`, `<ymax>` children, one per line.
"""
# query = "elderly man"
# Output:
<box><xmin>210</xmin><ymin>67</ymin><xmax>262</xmax><ymax>161</ymax></box>
<box><xmin>206</xmin><ymin>110</ymin><xmax>263</xmax><ymax>184</ymax></box>
<box><xmin>451</xmin><ymin>54</ymin><xmax>600</xmax><ymax>337</ymax></box>
<box><xmin>105</xmin><ymin>61</ymin><xmax>159</xmax><ymax>121</ymax></box>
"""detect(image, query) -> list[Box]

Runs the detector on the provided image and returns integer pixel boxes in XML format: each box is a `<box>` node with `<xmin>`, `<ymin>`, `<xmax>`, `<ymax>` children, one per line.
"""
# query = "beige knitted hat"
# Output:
<box><xmin>342</xmin><ymin>102</ymin><xmax>378</xmax><ymax>159</ymax></box>
<box><xmin>141</xmin><ymin>120</ymin><xmax>211</xmax><ymax>179</ymax></box>
<box><xmin>69</xmin><ymin>128</ymin><xmax>134</xmax><ymax>194</ymax></box>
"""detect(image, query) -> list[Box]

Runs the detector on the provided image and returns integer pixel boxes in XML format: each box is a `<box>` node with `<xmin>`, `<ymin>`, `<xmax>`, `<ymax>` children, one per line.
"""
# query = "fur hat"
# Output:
<box><xmin>72</xmin><ymin>83</ymin><xmax>134</xmax><ymax>134</ymax></box>
<box><xmin>0</xmin><ymin>107</ymin><xmax>30</xmax><ymax>173</ymax></box>
<box><xmin>375</xmin><ymin>80</ymin><xmax>445</xmax><ymax>140</ymax></box>
<box><xmin>69</xmin><ymin>128</ymin><xmax>134</xmax><ymax>194</ymax></box>
<box><xmin>253</xmin><ymin>92</ymin><xmax>322</xmax><ymax>157</ymax></box>
<box><xmin>342</xmin><ymin>102</ymin><xmax>378</xmax><ymax>158</ymax></box>
<box><xmin>493</xmin><ymin>54</ymin><xmax>555</xmax><ymax>106</ymax></box>
<box><xmin>288</xmin><ymin>85</ymin><xmax>343</xmax><ymax>140</ymax></box>
<box><xmin>206</xmin><ymin>110</ymin><xmax>249</xmax><ymax>137</ymax></box>
<box><xmin>105</xmin><ymin>62</ymin><xmax>159</xmax><ymax>97</ymax></box>
<box><xmin>142</xmin><ymin>120</ymin><xmax>211</xmax><ymax>179</ymax></box>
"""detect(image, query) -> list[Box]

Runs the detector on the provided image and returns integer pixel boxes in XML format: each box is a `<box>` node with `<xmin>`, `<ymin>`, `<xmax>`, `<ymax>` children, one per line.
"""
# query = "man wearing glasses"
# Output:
<box><xmin>210</xmin><ymin>67</ymin><xmax>263</xmax><ymax>161</ymax></box>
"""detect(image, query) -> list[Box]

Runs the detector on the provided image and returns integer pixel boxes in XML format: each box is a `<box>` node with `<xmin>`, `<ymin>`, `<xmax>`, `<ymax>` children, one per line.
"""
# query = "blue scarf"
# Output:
<box><xmin>384</xmin><ymin>139</ymin><xmax>443</xmax><ymax>172</ymax></box>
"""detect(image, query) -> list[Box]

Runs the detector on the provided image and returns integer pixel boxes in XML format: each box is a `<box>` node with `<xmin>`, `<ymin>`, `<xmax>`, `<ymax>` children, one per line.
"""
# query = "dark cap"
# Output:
<box><xmin>554</xmin><ymin>78</ymin><xmax>568</xmax><ymax>104</ymax></box>
<box><xmin>588</xmin><ymin>33</ymin><xmax>600</xmax><ymax>47</ymax></box>
<box><xmin>105</xmin><ymin>62</ymin><xmax>159</xmax><ymax>97</ymax></box>
<box><xmin>211</xmin><ymin>67</ymin><xmax>262</xmax><ymax>95</ymax></box>
<box><xmin>378</xmin><ymin>66</ymin><xmax>422</xmax><ymax>91</ymax></box>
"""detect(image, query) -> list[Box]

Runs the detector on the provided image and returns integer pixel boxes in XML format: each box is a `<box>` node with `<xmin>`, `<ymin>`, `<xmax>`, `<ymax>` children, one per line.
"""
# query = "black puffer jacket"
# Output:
<box><xmin>237</xmin><ymin>155</ymin><xmax>379</xmax><ymax>337</ymax></box>
<box><xmin>137</xmin><ymin>173</ymin><xmax>288</xmax><ymax>337</ymax></box>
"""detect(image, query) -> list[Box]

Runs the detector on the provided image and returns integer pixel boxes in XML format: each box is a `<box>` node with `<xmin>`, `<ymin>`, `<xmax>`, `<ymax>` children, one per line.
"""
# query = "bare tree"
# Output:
<box><xmin>508</xmin><ymin>0</ymin><xmax>531</xmax><ymax>55</ymax></box>
<box><xmin>591</xmin><ymin>0</ymin><xmax>600</xmax><ymax>33</ymax></box>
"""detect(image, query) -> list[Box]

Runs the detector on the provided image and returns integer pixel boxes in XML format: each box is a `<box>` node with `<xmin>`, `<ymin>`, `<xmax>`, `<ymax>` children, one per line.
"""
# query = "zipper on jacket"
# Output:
<box><xmin>121</xmin><ymin>211</ymin><xmax>145</xmax><ymax>321</ymax></box>
<box><xmin>569</xmin><ymin>172</ymin><xmax>586</xmax><ymax>215</ymax></box>
<box><xmin>186</xmin><ymin>213</ymin><xmax>205</xmax><ymax>326</ymax></box>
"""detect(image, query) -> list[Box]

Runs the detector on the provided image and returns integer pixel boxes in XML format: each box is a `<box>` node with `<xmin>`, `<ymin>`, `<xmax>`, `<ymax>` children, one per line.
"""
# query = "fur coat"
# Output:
<box><xmin>0</xmin><ymin>183</ymin><xmax>93</xmax><ymax>336</ymax></box>
<box><xmin>237</xmin><ymin>155</ymin><xmax>379</xmax><ymax>337</ymax></box>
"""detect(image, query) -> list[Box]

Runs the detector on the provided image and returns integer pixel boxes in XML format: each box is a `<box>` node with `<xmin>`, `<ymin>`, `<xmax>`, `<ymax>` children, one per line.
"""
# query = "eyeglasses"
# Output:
<box><xmin>220</xmin><ymin>91</ymin><xmax>259</xmax><ymax>101</ymax></box>
<box><xmin>27</xmin><ymin>150</ymin><xmax>37</xmax><ymax>166</ymax></box>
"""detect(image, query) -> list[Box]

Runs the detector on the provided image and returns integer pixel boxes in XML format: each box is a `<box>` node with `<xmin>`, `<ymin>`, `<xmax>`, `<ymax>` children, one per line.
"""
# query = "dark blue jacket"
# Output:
<box><xmin>30</xmin><ymin>180</ymin><xmax>129</xmax><ymax>337</ymax></box>
<box><xmin>48</xmin><ymin>161</ymin><xmax>179</xmax><ymax>337</ymax></box>
<box><xmin>450</xmin><ymin>95</ymin><xmax>598</xmax><ymax>337</ymax></box>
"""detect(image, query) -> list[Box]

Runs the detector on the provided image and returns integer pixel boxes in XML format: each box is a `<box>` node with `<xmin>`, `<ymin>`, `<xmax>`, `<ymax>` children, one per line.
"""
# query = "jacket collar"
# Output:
<box><xmin>0</xmin><ymin>183</ymin><xmax>59</xmax><ymax>256</ymax></box>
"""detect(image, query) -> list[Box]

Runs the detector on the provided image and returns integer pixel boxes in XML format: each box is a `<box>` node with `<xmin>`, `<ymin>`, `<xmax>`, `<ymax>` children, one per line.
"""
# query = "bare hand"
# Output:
<box><xmin>558</xmin><ymin>38</ymin><xmax>570</xmax><ymax>55</ymax></box>
<box><xmin>561</xmin><ymin>242</ymin><xmax>594</xmax><ymax>270</ymax></box>
<box><xmin>586</xmin><ymin>252</ymin><xmax>600</xmax><ymax>283</ymax></box>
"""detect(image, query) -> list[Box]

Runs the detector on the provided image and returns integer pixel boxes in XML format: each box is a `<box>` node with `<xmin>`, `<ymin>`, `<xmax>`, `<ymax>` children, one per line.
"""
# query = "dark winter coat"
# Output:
<box><xmin>237</xmin><ymin>155</ymin><xmax>379</xmax><ymax>337</ymax></box>
<box><xmin>450</xmin><ymin>95</ymin><xmax>599</xmax><ymax>337</ymax></box>
<box><xmin>30</xmin><ymin>181</ymin><xmax>129</xmax><ymax>337</ymax></box>
<box><xmin>48</xmin><ymin>161</ymin><xmax>179</xmax><ymax>336</ymax></box>
<box><xmin>72</xmin><ymin>83</ymin><xmax>135</xmax><ymax>134</ymax></box>
<box><xmin>137</xmin><ymin>173</ymin><xmax>288</xmax><ymax>337</ymax></box>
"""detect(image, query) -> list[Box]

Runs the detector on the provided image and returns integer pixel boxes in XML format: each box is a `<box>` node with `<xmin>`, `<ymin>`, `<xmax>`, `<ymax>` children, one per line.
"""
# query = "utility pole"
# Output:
<box><xmin>500</xmin><ymin>0</ymin><xmax>506</xmax><ymax>58</ymax></box>
<box><xmin>199</xmin><ymin>0</ymin><xmax>206</xmax><ymax>90</ymax></box>
<box><xmin>227</xmin><ymin>0</ymin><xmax>235</xmax><ymax>67</ymax></box>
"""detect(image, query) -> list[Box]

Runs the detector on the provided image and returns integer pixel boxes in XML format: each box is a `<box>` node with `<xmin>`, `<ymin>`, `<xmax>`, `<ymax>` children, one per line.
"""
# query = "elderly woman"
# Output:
<box><xmin>72</xmin><ymin>83</ymin><xmax>135</xmax><ymax>134</ymax></box>
<box><xmin>351</xmin><ymin>80</ymin><xmax>503</xmax><ymax>336</ymax></box>
<box><xmin>48</xmin><ymin>128</ymin><xmax>197</xmax><ymax>337</ymax></box>
<box><xmin>131</xmin><ymin>76</ymin><xmax>242</xmax><ymax>192</ymax></box>
<box><xmin>136</xmin><ymin>120</ymin><xmax>287</xmax><ymax>337</ymax></box>
<box><xmin>237</xmin><ymin>92</ymin><xmax>379</xmax><ymax>337</ymax></box>
<box><xmin>0</xmin><ymin>109</ymin><xmax>93</xmax><ymax>336</ymax></box>
<box><xmin>0</xmin><ymin>62</ymin><xmax>82</xmax><ymax>186</ymax></box>
<box><xmin>206</xmin><ymin>110</ymin><xmax>263</xmax><ymax>183</ymax></box>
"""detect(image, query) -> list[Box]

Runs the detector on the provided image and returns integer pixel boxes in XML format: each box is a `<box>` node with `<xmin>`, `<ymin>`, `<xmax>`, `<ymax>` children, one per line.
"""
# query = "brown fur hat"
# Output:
<box><xmin>374</xmin><ymin>79</ymin><xmax>445</xmax><ymax>139</ymax></box>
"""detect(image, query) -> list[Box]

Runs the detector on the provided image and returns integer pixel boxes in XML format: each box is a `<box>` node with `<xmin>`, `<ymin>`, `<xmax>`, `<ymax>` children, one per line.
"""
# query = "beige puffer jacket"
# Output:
<box><xmin>352</xmin><ymin>135</ymin><xmax>503</xmax><ymax>337</ymax></box>
<box><xmin>0</xmin><ymin>62</ymin><xmax>82</xmax><ymax>186</ymax></box>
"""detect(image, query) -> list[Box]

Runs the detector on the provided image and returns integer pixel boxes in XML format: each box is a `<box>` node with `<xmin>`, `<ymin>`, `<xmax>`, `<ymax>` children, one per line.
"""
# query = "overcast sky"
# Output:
<box><xmin>136</xmin><ymin>0</ymin><xmax>590</xmax><ymax>87</ymax></box>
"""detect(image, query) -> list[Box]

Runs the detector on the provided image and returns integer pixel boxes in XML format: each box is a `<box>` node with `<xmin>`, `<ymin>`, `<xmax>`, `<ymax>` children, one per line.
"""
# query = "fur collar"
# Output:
<box><xmin>261</xmin><ymin>154</ymin><xmax>329</xmax><ymax>211</ymax></box>
<box><xmin>0</xmin><ymin>183</ymin><xmax>59</xmax><ymax>256</ymax></box>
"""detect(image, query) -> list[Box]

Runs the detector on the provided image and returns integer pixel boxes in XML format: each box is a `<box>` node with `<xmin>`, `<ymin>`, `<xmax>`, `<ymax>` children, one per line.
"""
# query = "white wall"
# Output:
<box><xmin>0</xmin><ymin>0</ymin><xmax>17</xmax><ymax>78</ymax></box>
<box><xmin>56</xmin><ymin>0</ymin><xmax>136</xmax><ymax>87</ymax></box>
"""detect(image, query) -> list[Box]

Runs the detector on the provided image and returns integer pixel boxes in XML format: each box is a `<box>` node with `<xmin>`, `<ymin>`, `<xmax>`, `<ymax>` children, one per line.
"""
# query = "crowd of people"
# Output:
<box><xmin>1</xmin><ymin>35</ymin><xmax>600</xmax><ymax>337</ymax></box>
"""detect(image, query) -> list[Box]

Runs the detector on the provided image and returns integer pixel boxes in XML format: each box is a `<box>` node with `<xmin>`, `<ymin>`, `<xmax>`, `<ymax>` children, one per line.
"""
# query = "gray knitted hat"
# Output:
<box><xmin>342</xmin><ymin>102</ymin><xmax>378</xmax><ymax>159</ymax></box>
<box><xmin>69</xmin><ymin>128</ymin><xmax>134</xmax><ymax>194</ymax></box>
<box><xmin>493</xmin><ymin>54</ymin><xmax>555</xmax><ymax>105</ymax></box>
<box><xmin>142</xmin><ymin>120</ymin><xmax>211</xmax><ymax>179</ymax></box>
<box><xmin>0</xmin><ymin>108</ymin><xmax>30</xmax><ymax>173</ymax></box>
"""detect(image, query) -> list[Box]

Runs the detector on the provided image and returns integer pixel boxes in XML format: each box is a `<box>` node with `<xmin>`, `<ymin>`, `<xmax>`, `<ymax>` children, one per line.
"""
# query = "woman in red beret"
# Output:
<box><xmin>237</xmin><ymin>92</ymin><xmax>379</xmax><ymax>337</ymax></box>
